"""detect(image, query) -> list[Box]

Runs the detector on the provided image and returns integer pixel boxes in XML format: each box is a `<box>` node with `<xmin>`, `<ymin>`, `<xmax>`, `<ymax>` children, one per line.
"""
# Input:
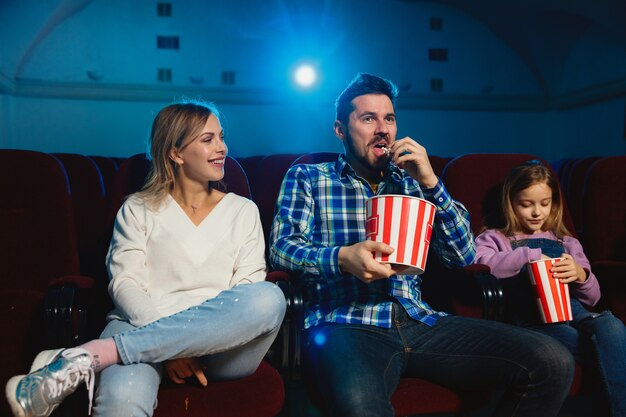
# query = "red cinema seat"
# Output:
<box><xmin>0</xmin><ymin>150</ymin><xmax>89</xmax><ymax>417</ymax></box>
<box><xmin>251</xmin><ymin>153</ymin><xmax>303</xmax><ymax>257</ymax></box>
<box><xmin>582</xmin><ymin>156</ymin><xmax>626</xmax><ymax>323</ymax></box>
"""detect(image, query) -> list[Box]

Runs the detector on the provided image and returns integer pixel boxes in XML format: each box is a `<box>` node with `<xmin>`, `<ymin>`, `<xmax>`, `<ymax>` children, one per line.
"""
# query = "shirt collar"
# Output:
<box><xmin>336</xmin><ymin>153</ymin><xmax>353</xmax><ymax>177</ymax></box>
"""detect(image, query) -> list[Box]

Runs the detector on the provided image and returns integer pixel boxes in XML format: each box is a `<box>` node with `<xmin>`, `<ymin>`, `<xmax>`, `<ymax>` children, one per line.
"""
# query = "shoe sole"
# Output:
<box><xmin>5</xmin><ymin>375</ymin><xmax>27</xmax><ymax>417</ymax></box>
<box><xmin>29</xmin><ymin>348</ymin><xmax>64</xmax><ymax>373</ymax></box>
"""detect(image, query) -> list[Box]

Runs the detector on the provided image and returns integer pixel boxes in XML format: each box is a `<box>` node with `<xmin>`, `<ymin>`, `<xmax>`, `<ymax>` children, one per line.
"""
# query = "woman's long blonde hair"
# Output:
<box><xmin>137</xmin><ymin>99</ymin><xmax>222</xmax><ymax>207</ymax></box>
<box><xmin>500</xmin><ymin>161</ymin><xmax>571</xmax><ymax>238</ymax></box>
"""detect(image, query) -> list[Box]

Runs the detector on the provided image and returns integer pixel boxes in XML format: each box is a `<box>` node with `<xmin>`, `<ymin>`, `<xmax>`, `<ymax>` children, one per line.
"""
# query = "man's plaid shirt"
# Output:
<box><xmin>269</xmin><ymin>154</ymin><xmax>475</xmax><ymax>329</ymax></box>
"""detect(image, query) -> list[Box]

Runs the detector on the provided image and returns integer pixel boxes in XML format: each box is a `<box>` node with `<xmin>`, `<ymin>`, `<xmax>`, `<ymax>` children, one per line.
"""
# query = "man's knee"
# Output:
<box><xmin>527</xmin><ymin>333</ymin><xmax>575</xmax><ymax>386</ymax></box>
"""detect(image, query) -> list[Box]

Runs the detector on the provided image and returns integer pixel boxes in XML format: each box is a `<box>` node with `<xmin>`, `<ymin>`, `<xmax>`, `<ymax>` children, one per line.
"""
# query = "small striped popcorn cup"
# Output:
<box><xmin>527</xmin><ymin>258</ymin><xmax>572</xmax><ymax>323</ymax></box>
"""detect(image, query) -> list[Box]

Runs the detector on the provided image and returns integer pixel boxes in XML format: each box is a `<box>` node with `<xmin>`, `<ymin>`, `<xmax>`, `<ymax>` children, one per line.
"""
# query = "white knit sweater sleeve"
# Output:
<box><xmin>106</xmin><ymin>196</ymin><xmax>162</xmax><ymax>326</ymax></box>
<box><xmin>230</xmin><ymin>199</ymin><xmax>267</xmax><ymax>286</ymax></box>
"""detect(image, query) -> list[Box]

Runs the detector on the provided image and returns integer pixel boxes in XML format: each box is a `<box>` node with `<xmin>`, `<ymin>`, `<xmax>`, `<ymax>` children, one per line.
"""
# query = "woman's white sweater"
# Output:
<box><xmin>106</xmin><ymin>193</ymin><xmax>266</xmax><ymax>327</ymax></box>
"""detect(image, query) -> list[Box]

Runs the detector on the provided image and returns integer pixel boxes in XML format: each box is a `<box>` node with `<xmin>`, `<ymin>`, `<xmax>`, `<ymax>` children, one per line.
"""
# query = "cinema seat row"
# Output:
<box><xmin>1</xmin><ymin>149</ymin><xmax>624</xmax><ymax>417</ymax></box>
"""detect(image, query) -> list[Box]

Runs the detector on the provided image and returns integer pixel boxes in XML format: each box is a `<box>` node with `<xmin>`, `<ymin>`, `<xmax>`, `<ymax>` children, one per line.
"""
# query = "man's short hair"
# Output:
<box><xmin>335</xmin><ymin>73</ymin><xmax>399</xmax><ymax>125</ymax></box>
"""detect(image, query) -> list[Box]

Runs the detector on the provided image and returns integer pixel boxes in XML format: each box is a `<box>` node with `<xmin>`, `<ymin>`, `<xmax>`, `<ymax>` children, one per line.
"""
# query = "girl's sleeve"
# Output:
<box><xmin>106</xmin><ymin>199</ymin><xmax>161</xmax><ymax>327</ymax></box>
<box><xmin>563</xmin><ymin>236</ymin><xmax>601</xmax><ymax>307</ymax></box>
<box><xmin>475</xmin><ymin>230</ymin><xmax>543</xmax><ymax>278</ymax></box>
<box><xmin>230</xmin><ymin>200</ymin><xmax>268</xmax><ymax>286</ymax></box>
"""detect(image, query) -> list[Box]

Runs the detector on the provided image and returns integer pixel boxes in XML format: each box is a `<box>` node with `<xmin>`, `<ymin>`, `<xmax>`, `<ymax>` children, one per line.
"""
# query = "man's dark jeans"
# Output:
<box><xmin>304</xmin><ymin>303</ymin><xmax>574</xmax><ymax>417</ymax></box>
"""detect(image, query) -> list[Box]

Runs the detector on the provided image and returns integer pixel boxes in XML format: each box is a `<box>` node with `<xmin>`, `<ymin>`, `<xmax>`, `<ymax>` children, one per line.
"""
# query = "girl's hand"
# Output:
<box><xmin>551</xmin><ymin>253</ymin><xmax>587</xmax><ymax>284</ymax></box>
<box><xmin>165</xmin><ymin>357</ymin><xmax>208</xmax><ymax>386</ymax></box>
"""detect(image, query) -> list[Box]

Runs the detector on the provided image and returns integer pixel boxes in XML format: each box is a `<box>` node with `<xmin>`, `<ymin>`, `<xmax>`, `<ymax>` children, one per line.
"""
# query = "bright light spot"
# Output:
<box><xmin>313</xmin><ymin>332</ymin><xmax>326</xmax><ymax>346</ymax></box>
<box><xmin>295</xmin><ymin>65</ymin><xmax>316</xmax><ymax>87</ymax></box>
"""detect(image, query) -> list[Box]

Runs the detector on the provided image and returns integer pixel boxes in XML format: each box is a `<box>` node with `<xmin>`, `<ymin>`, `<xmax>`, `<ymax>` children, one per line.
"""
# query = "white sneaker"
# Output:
<box><xmin>29</xmin><ymin>349</ymin><xmax>64</xmax><ymax>374</ymax></box>
<box><xmin>5</xmin><ymin>348</ymin><xmax>95</xmax><ymax>417</ymax></box>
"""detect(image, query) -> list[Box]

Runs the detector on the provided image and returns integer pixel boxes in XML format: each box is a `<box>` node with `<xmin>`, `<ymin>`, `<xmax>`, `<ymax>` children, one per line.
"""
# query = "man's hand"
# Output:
<box><xmin>338</xmin><ymin>241</ymin><xmax>405</xmax><ymax>283</ymax></box>
<box><xmin>165</xmin><ymin>357</ymin><xmax>208</xmax><ymax>387</ymax></box>
<box><xmin>390</xmin><ymin>137</ymin><xmax>438</xmax><ymax>188</ymax></box>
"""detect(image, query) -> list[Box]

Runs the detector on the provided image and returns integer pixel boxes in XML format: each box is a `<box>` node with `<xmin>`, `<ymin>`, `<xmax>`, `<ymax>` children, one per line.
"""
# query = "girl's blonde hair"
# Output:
<box><xmin>137</xmin><ymin>99</ymin><xmax>223</xmax><ymax>207</ymax></box>
<box><xmin>500</xmin><ymin>160</ymin><xmax>571</xmax><ymax>238</ymax></box>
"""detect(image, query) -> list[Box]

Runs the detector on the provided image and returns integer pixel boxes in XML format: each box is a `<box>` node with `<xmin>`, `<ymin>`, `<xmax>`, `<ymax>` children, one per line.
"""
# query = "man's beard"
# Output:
<box><xmin>343</xmin><ymin>130</ymin><xmax>389</xmax><ymax>178</ymax></box>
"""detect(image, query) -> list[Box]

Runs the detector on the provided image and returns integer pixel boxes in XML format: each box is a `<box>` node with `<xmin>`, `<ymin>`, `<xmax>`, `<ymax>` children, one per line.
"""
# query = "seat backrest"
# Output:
<box><xmin>442</xmin><ymin>153</ymin><xmax>575</xmax><ymax>236</ymax></box>
<box><xmin>108</xmin><ymin>153</ymin><xmax>152</xmax><ymax>220</ymax></box>
<box><xmin>565</xmin><ymin>156</ymin><xmax>601</xmax><ymax>236</ymax></box>
<box><xmin>237</xmin><ymin>155</ymin><xmax>264</xmax><ymax>192</ymax></box>
<box><xmin>223</xmin><ymin>156</ymin><xmax>251</xmax><ymax>199</ymax></box>
<box><xmin>53</xmin><ymin>153</ymin><xmax>107</xmax><ymax>248</ymax></box>
<box><xmin>551</xmin><ymin>158</ymin><xmax>571</xmax><ymax>178</ymax></box>
<box><xmin>251</xmin><ymin>153</ymin><xmax>303</xmax><ymax>251</ymax></box>
<box><xmin>89</xmin><ymin>156</ymin><xmax>119</xmax><ymax>200</ymax></box>
<box><xmin>53</xmin><ymin>153</ymin><xmax>110</xmax><ymax>282</ymax></box>
<box><xmin>429</xmin><ymin>155</ymin><xmax>452</xmax><ymax>178</ymax></box>
<box><xmin>552</xmin><ymin>157</ymin><xmax>576</xmax><ymax>188</ymax></box>
<box><xmin>0</xmin><ymin>150</ymin><xmax>80</xmax><ymax>291</ymax></box>
<box><xmin>582</xmin><ymin>156</ymin><xmax>626</xmax><ymax>262</ymax></box>
<box><xmin>292</xmin><ymin>152</ymin><xmax>339</xmax><ymax>166</ymax></box>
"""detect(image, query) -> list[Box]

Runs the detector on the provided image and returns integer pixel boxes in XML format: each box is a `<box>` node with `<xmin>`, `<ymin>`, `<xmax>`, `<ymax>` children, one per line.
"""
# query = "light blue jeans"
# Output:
<box><xmin>91</xmin><ymin>281</ymin><xmax>286</xmax><ymax>417</ymax></box>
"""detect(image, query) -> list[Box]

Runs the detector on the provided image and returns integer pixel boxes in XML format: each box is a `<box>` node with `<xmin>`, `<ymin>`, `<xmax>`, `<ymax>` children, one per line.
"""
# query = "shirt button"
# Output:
<box><xmin>438</xmin><ymin>197</ymin><xmax>444</xmax><ymax>202</ymax></box>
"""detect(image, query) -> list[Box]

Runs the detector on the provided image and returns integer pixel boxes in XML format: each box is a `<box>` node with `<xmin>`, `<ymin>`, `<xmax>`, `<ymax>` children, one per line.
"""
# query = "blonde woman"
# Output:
<box><xmin>6</xmin><ymin>100</ymin><xmax>286</xmax><ymax>417</ymax></box>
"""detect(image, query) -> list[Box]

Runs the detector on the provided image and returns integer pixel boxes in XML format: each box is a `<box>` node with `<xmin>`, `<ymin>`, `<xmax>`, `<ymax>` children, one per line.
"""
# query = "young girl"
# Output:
<box><xmin>475</xmin><ymin>160</ymin><xmax>625</xmax><ymax>417</ymax></box>
<box><xmin>5</xmin><ymin>100</ymin><xmax>286</xmax><ymax>417</ymax></box>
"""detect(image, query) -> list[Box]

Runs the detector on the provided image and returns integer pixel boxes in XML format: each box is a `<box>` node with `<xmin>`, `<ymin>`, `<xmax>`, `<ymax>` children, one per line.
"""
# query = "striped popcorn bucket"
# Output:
<box><xmin>527</xmin><ymin>258</ymin><xmax>572</xmax><ymax>323</ymax></box>
<box><xmin>365</xmin><ymin>195</ymin><xmax>435</xmax><ymax>275</ymax></box>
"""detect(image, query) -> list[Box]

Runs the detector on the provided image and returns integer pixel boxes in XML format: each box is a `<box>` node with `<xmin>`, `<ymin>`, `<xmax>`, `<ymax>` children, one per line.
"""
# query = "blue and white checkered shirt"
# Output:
<box><xmin>269</xmin><ymin>154</ymin><xmax>475</xmax><ymax>329</ymax></box>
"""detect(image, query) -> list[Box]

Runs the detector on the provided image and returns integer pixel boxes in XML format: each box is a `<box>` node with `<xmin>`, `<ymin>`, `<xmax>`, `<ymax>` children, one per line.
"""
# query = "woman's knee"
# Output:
<box><xmin>243</xmin><ymin>281</ymin><xmax>287</xmax><ymax>329</ymax></box>
<box><xmin>94</xmin><ymin>363</ymin><xmax>160</xmax><ymax>417</ymax></box>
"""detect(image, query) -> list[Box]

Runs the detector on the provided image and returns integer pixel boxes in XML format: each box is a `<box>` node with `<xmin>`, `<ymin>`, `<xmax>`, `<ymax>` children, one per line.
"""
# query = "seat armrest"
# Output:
<box><xmin>44</xmin><ymin>275</ymin><xmax>95</xmax><ymax>349</ymax></box>
<box><xmin>445</xmin><ymin>264</ymin><xmax>504</xmax><ymax>321</ymax></box>
<box><xmin>422</xmin><ymin>260</ymin><xmax>504</xmax><ymax>320</ymax></box>
<box><xmin>468</xmin><ymin>265</ymin><xmax>504</xmax><ymax>321</ymax></box>
<box><xmin>48</xmin><ymin>275</ymin><xmax>95</xmax><ymax>289</ymax></box>
<box><xmin>266</xmin><ymin>270</ymin><xmax>303</xmax><ymax>381</ymax></box>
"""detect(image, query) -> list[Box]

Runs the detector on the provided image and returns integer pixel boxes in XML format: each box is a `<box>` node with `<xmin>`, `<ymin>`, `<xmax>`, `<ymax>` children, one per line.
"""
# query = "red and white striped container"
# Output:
<box><xmin>527</xmin><ymin>258</ymin><xmax>572</xmax><ymax>323</ymax></box>
<box><xmin>365</xmin><ymin>195</ymin><xmax>435</xmax><ymax>275</ymax></box>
